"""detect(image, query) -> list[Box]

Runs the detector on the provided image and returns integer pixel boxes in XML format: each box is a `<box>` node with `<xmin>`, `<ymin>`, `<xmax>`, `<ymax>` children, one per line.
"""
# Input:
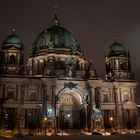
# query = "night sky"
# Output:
<box><xmin>0</xmin><ymin>0</ymin><xmax>140</xmax><ymax>102</ymax></box>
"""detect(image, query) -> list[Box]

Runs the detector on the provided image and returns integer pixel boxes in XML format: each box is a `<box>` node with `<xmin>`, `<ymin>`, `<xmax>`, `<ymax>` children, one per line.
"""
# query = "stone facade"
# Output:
<box><xmin>0</xmin><ymin>12</ymin><xmax>138</xmax><ymax>134</ymax></box>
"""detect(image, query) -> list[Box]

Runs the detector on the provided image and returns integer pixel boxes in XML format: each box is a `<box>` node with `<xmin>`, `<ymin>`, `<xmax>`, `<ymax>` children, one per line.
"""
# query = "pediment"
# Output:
<box><xmin>4</xmin><ymin>98</ymin><xmax>17</xmax><ymax>103</ymax></box>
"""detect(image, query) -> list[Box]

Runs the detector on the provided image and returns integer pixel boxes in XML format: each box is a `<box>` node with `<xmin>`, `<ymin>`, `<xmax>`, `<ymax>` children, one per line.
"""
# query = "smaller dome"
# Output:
<box><xmin>107</xmin><ymin>41</ymin><xmax>127</xmax><ymax>56</ymax></box>
<box><xmin>110</xmin><ymin>42</ymin><xmax>126</xmax><ymax>51</ymax></box>
<box><xmin>3</xmin><ymin>34</ymin><xmax>23</xmax><ymax>45</ymax></box>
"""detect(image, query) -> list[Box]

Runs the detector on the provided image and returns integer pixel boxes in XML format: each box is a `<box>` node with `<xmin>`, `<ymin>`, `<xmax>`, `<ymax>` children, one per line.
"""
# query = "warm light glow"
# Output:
<box><xmin>110</xmin><ymin>117</ymin><xmax>113</xmax><ymax>121</ymax></box>
<box><xmin>12</xmin><ymin>28</ymin><xmax>15</xmax><ymax>33</ymax></box>
<box><xmin>44</xmin><ymin>117</ymin><xmax>47</xmax><ymax>121</ymax></box>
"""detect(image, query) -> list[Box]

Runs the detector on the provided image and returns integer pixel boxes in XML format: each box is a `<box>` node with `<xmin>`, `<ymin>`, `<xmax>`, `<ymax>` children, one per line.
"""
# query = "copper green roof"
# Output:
<box><xmin>107</xmin><ymin>41</ymin><xmax>127</xmax><ymax>56</ymax></box>
<box><xmin>32</xmin><ymin>25</ymin><xmax>82</xmax><ymax>53</ymax></box>
<box><xmin>2</xmin><ymin>33</ymin><xmax>23</xmax><ymax>50</ymax></box>
<box><xmin>3</xmin><ymin>34</ymin><xmax>23</xmax><ymax>45</ymax></box>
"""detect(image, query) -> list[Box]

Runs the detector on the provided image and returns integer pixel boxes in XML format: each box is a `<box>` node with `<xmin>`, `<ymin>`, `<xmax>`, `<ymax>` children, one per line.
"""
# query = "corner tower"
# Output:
<box><xmin>0</xmin><ymin>30</ymin><xmax>24</xmax><ymax>75</ymax></box>
<box><xmin>105</xmin><ymin>38</ymin><xmax>134</xmax><ymax>81</ymax></box>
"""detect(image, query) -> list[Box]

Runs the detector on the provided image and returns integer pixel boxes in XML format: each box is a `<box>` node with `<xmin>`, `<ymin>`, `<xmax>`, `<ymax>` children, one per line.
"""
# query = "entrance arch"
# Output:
<box><xmin>58</xmin><ymin>90</ymin><xmax>86</xmax><ymax>129</ymax></box>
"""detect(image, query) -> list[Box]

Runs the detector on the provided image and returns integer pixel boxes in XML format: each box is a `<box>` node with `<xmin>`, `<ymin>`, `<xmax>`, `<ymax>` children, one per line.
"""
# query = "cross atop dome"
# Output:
<box><xmin>12</xmin><ymin>28</ymin><xmax>16</xmax><ymax>34</ymax></box>
<box><xmin>113</xmin><ymin>36</ymin><xmax>117</xmax><ymax>42</ymax></box>
<box><xmin>52</xmin><ymin>6</ymin><xmax>60</xmax><ymax>26</ymax></box>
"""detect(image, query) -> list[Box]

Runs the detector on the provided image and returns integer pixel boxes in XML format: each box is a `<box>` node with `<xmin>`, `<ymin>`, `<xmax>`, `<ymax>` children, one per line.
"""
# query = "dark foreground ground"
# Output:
<box><xmin>1</xmin><ymin>134</ymin><xmax>140</xmax><ymax>140</ymax></box>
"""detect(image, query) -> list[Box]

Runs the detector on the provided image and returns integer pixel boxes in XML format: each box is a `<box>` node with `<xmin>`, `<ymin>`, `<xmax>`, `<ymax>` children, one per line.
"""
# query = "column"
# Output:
<box><xmin>130</xmin><ymin>88</ymin><xmax>133</xmax><ymax>101</ymax></box>
<box><xmin>24</xmin><ymin>85</ymin><xmax>28</xmax><ymax>100</ymax></box>
<box><xmin>17</xmin><ymin>84</ymin><xmax>21</xmax><ymax>101</ymax></box>
<box><xmin>56</xmin><ymin>103</ymin><xmax>60</xmax><ymax>130</ymax></box>
<box><xmin>89</xmin><ymin>84</ymin><xmax>93</xmax><ymax>132</ymax></box>
<box><xmin>84</xmin><ymin>103</ymin><xmax>88</xmax><ymax>131</ymax></box>
<box><xmin>42</xmin><ymin>85</ymin><xmax>47</xmax><ymax>117</ymax></box>
<box><xmin>113</xmin><ymin>86</ymin><xmax>119</xmax><ymax>130</ymax></box>
<box><xmin>2</xmin><ymin>84</ymin><xmax>5</xmax><ymax>97</ymax></box>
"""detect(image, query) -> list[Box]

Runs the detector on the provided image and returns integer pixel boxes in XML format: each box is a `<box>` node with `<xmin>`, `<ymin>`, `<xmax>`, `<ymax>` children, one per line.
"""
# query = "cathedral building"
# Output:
<box><xmin>0</xmin><ymin>11</ymin><xmax>138</xmax><ymax>134</ymax></box>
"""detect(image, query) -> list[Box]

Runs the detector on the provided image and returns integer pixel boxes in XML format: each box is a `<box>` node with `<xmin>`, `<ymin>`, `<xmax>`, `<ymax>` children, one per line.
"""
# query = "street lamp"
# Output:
<box><xmin>110</xmin><ymin>117</ymin><xmax>113</xmax><ymax>121</ymax></box>
<box><xmin>109</xmin><ymin>117</ymin><xmax>114</xmax><ymax>132</ymax></box>
<box><xmin>44</xmin><ymin>117</ymin><xmax>47</xmax><ymax>135</ymax></box>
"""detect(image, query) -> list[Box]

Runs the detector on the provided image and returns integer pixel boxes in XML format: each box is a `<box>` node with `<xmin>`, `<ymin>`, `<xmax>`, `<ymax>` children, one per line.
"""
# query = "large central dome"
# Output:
<box><xmin>31</xmin><ymin>11</ymin><xmax>83</xmax><ymax>55</ymax></box>
<box><xmin>27</xmin><ymin>11</ymin><xmax>86</xmax><ymax>76</ymax></box>
<box><xmin>32</xmin><ymin>25</ymin><xmax>82</xmax><ymax>53</ymax></box>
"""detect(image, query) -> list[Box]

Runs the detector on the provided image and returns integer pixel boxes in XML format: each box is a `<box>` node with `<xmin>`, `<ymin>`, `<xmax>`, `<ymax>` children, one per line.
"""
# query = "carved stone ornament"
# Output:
<box><xmin>64</xmin><ymin>82</ymin><xmax>77</xmax><ymax>90</ymax></box>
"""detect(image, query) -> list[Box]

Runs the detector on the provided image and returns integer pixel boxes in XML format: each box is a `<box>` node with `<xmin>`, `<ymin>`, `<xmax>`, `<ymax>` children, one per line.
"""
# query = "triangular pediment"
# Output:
<box><xmin>4</xmin><ymin>98</ymin><xmax>16</xmax><ymax>103</ymax></box>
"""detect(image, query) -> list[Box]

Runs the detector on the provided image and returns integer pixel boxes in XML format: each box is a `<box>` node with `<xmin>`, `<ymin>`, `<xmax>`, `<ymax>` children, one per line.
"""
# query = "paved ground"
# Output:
<box><xmin>1</xmin><ymin>134</ymin><xmax>139</xmax><ymax>140</ymax></box>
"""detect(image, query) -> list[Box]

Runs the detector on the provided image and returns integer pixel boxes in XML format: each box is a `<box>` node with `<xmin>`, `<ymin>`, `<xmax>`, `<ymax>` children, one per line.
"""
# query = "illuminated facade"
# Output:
<box><xmin>0</xmin><ymin>12</ymin><xmax>138</xmax><ymax>134</ymax></box>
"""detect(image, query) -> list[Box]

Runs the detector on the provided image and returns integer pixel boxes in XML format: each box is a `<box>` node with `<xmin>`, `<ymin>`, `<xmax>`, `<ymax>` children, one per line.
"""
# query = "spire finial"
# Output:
<box><xmin>12</xmin><ymin>28</ymin><xmax>16</xmax><ymax>34</ymax></box>
<box><xmin>54</xmin><ymin>6</ymin><xmax>58</xmax><ymax>14</ymax></box>
<box><xmin>52</xmin><ymin>6</ymin><xmax>60</xmax><ymax>26</ymax></box>
<box><xmin>11</xmin><ymin>25</ymin><xmax>16</xmax><ymax>34</ymax></box>
<box><xmin>113</xmin><ymin>36</ymin><xmax>117</xmax><ymax>42</ymax></box>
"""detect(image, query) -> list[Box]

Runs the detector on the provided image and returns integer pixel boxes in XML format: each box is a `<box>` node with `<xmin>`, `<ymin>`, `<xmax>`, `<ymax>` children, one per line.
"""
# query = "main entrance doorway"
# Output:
<box><xmin>59</xmin><ymin>106</ymin><xmax>85</xmax><ymax>129</ymax></box>
<box><xmin>58</xmin><ymin>92</ymin><xmax>86</xmax><ymax>129</ymax></box>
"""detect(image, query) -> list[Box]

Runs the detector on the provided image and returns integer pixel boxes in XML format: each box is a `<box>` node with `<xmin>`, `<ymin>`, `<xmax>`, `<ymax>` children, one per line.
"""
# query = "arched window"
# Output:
<box><xmin>6</xmin><ymin>86</ymin><xmax>16</xmax><ymax>99</ymax></box>
<box><xmin>102</xmin><ymin>89</ymin><xmax>110</xmax><ymax>103</ymax></box>
<box><xmin>122</xmin><ymin>89</ymin><xmax>129</xmax><ymax>102</ymax></box>
<box><xmin>7</xmin><ymin>91</ymin><xmax>14</xmax><ymax>99</ymax></box>
<box><xmin>9</xmin><ymin>55</ymin><xmax>16</xmax><ymax>64</ymax></box>
<box><xmin>103</xmin><ymin>93</ymin><xmax>109</xmax><ymax>102</ymax></box>
<box><xmin>38</xmin><ymin>59</ymin><xmax>44</xmax><ymax>74</ymax></box>
<box><xmin>30</xmin><ymin>92</ymin><xmax>36</xmax><ymax>101</ymax></box>
<box><xmin>123</xmin><ymin>93</ymin><xmax>129</xmax><ymax>102</ymax></box>
<box><xmin>119</xmin><ymin>60</ymin><xmax>127</xmax><ymax>70</ymax></box>
<box><xmin>28</xmin><ymin>86</ymin><xmax>37</xmax><ymax>101</ymax></box>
